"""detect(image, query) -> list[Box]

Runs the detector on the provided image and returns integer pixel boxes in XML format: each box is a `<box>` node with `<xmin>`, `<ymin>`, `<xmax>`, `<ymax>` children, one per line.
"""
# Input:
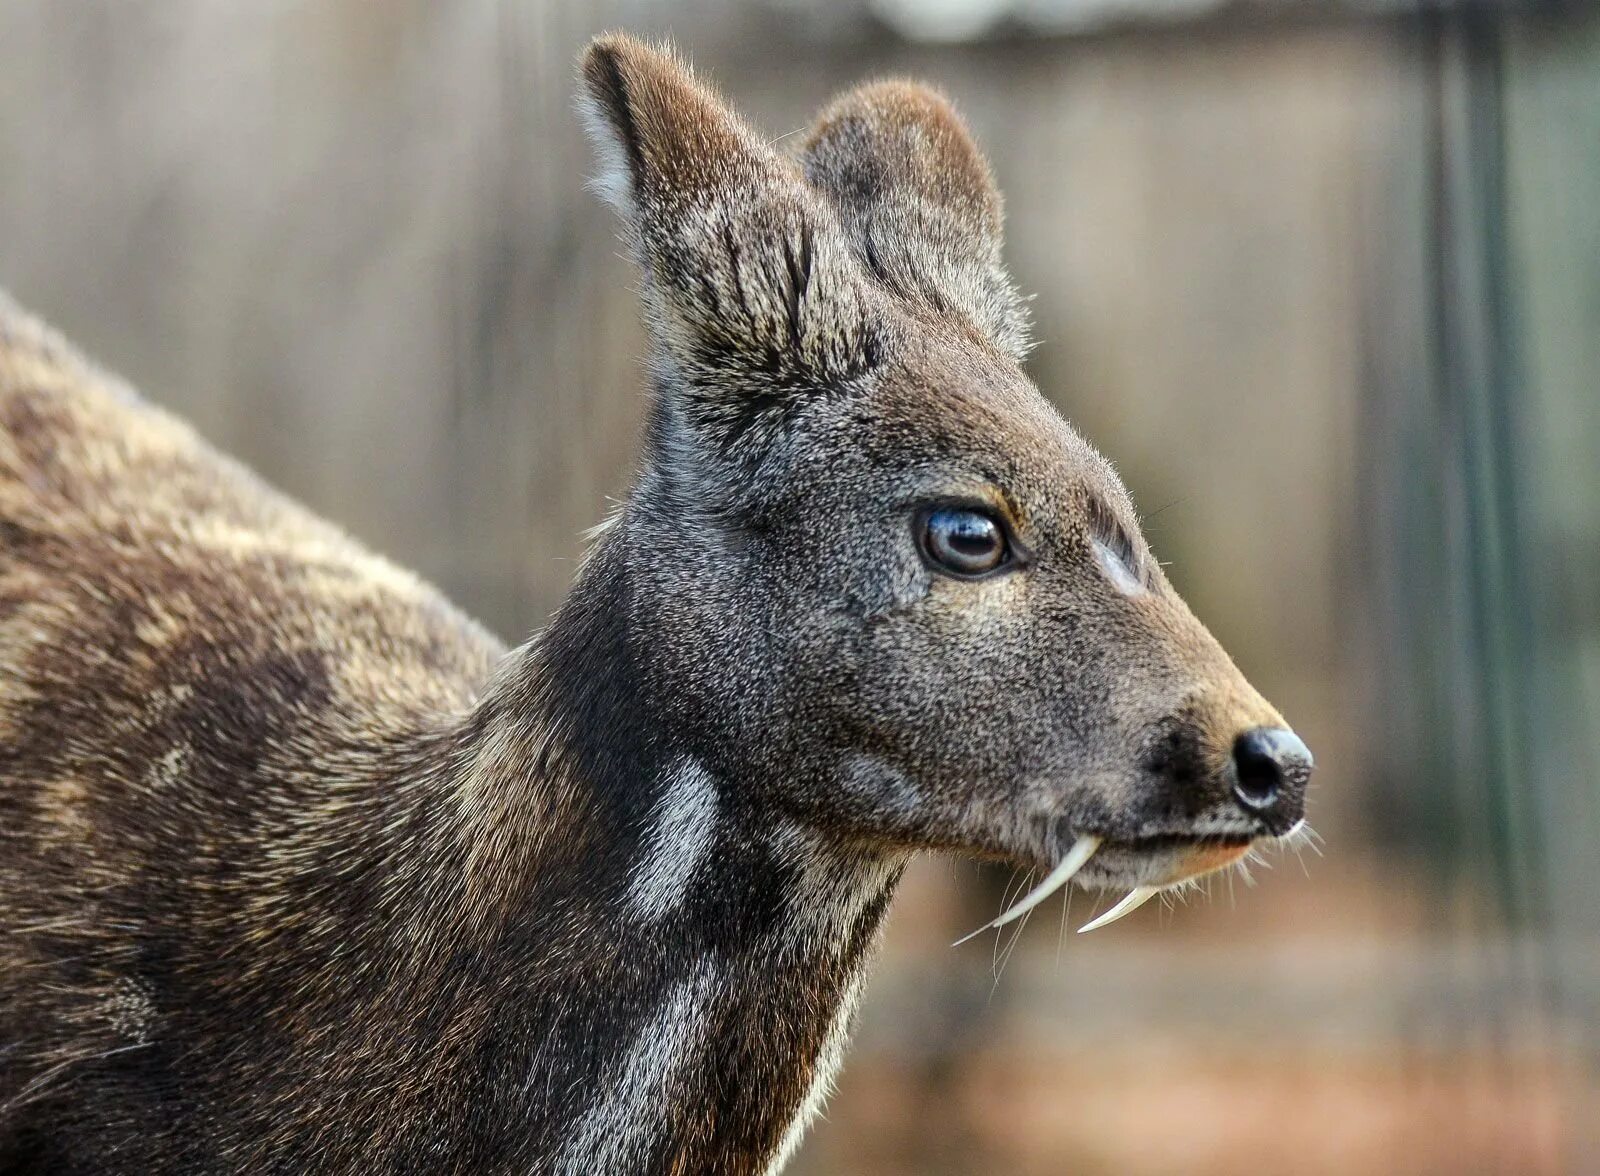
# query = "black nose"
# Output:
<box><xmin>1231</xmin><ymin>727</ymin><xmax>1313</xmax><ymax>819</ymax></box>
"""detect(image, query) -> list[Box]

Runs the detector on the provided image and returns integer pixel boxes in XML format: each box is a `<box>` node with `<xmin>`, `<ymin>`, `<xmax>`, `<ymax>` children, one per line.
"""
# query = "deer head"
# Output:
<box><xmin>577</xmin><ymin>34</ymin><xmax>1312</xmax><ymax>929</ymax></box>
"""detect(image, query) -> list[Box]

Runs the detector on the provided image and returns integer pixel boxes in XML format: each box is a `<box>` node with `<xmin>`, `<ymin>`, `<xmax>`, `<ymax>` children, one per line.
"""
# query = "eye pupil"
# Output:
<box><xmin>923</xmin><ymin>508</ymin><xmax>1008</xmax><ymax>576</ymax></box>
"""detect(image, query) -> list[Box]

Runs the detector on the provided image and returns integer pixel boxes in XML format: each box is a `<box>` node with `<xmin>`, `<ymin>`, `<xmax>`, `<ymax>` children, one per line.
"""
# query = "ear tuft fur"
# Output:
<box><xmin>575</xmin><ymin>34</ymin><xmax>881</xmax><ymax>471</ymax></box>
<box><xmin>578</xmin><ymin>34</ymin><xmax>759</xmax><ymax>224</ymax></box>
<box><xmin>802</xmin><ymin>80</ymin><xmax>1030</xmax><ymax>359</ymax></box>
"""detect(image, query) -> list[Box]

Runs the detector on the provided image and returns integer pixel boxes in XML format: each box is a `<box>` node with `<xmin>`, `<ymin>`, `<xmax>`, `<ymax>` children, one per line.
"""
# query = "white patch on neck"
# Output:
<box><xmin>764</xmin><ymin>964</ymin><xmax>871</xmax><ymax>1176</ymax></box>
<box><xmin>627</xmin><ymin>758</ymin><xmax>720</xmax><ymax>922</ymax></box>
<box><xmin>557</xmin><ymin>958</ymin><xmax>720</xmax><ymax>1174</ymax></box>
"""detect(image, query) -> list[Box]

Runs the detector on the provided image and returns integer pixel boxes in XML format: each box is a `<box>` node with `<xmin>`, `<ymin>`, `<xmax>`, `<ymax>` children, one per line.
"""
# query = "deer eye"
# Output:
<box><xmin>919</xmin><ymin>507</ymin><xmax>1010</xmax><ymax>577</ymax></box>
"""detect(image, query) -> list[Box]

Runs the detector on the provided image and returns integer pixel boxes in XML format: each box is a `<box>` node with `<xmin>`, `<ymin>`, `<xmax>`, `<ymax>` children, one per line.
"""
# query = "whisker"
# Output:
<box><xmin>983</xmin><ymin>867</ymin><xmax>1030</xmax><ymax>965</ymax></box>
<box><xmin>992</xmin><ymin>903</ymin><xmax>1033</xmax><ymax>992</ymax></box>
<box><xmin>1055</xmin><ymin>882</ymin><xmax>1072</xmax><ymax>969</ymax></box>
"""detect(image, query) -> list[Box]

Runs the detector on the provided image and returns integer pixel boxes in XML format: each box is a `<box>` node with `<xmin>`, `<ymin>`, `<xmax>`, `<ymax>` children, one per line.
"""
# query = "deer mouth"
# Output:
<box><xmin>954</xmin><ymin>821</ymin><xmax>1305</xmax><ymax>945</ymax></box>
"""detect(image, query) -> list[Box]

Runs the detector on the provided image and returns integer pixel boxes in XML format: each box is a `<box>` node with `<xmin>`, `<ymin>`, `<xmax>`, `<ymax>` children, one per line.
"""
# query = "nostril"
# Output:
<box><xmin>1231</xmin><ymin>727</ymin><xmax>1312</xmax><ymax>812</ymax></box>
<box><xmin>1232</xmin><ymin>736</ymin><xmax>1281</xmax><ymax>809</ymax></box>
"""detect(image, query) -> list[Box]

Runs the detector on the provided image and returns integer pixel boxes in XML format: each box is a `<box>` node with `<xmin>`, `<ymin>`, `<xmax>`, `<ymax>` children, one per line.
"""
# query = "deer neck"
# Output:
<box><xmin>441</xmin><ymin>535</ymin><xmax>906</xmax><ymax>1174</ymax></box>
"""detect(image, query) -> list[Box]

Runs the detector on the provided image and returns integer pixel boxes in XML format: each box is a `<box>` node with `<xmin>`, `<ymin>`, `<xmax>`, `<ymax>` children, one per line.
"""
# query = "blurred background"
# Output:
<box><xmin>2</xmin><ymin>0</ymin><xmax>1597</xmax><ymax>1171</ymax></box>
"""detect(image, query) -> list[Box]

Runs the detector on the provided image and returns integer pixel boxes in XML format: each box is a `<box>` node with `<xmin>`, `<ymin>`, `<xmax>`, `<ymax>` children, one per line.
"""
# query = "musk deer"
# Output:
<box><xmin>0</xmin><ymin>33</ymin><xmax>1313</xmax><ymax>1176</ymax></box>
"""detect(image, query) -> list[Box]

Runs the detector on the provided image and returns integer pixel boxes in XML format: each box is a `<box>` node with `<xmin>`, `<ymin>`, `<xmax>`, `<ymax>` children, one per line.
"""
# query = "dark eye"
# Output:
<box><xmin>919</xmin><ymin>507</ymin><xmax>1010</xmax><ymax>577</ymax></box>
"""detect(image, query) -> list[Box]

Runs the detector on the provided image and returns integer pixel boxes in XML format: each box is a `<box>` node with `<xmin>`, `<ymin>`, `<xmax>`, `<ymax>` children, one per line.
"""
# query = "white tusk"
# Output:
<box><xmin>953</xmin><ymin>835</ymin><xmax>1102</xmax><ymax>947</ymax></box>
<box><xmin>1077</xmin><ymin>886</ymin><xmax>1159</xmax><ymax>933</ymax></box>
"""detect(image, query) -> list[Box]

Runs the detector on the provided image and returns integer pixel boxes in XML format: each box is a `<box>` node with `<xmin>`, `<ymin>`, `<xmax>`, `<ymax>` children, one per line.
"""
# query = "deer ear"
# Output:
<box><xmin>801</xmin><ymin>81</ymin><xmax>1029</xmax><ymax>360</ymax></box>
<box><xmin>578</xmin><ymin>34</ymin><xmax>756</xmax><ymax>230</ymax></box>
<box><xmin>578</xmin><ymin>33</ymin><xmax>877</xmax><ymax>444</ymax></box>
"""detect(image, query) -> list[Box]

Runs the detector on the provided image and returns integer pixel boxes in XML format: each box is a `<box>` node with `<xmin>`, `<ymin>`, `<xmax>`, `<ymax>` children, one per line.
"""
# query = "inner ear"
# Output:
<box><xmin>801</xmin><ymin>81</ymin><xmax>1030</xmax><ymax>360</ymax></box>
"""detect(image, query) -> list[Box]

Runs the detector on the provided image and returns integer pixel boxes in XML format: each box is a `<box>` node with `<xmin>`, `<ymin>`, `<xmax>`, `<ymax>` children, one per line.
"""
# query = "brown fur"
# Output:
<box><xmin>0</xmin><ymin>291</ymin><xmax>498</xmax><ymax>1164</ymax></box>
